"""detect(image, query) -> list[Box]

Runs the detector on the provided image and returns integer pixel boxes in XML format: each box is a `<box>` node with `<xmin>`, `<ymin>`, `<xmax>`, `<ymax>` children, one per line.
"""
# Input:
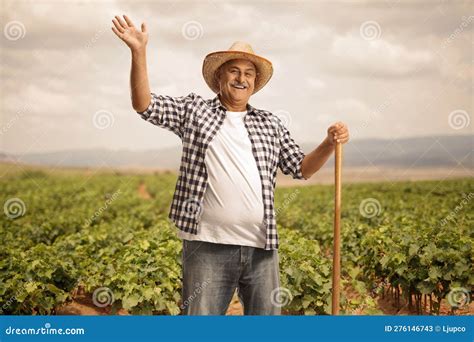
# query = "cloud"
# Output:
<box><xmin>0</xmin><ymin>0</ymin><xmax>471</xmax><ymax>154</ymax></box>
<box><xmin>329</xmin><ymin>33</ymin><xmax>435</xmax><ymax>78</ymax></box>
<box><xmin>306</xmin><ymin>77</ymin><xmax>326</xmax><ymax>90</ymax></box>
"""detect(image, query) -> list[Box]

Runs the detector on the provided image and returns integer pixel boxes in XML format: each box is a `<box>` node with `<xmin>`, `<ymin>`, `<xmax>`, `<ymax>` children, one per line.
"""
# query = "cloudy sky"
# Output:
<box><xmin>0</xmin><ymin>0</ymin><xmax>472</xmax><ymax>155</ymax></box>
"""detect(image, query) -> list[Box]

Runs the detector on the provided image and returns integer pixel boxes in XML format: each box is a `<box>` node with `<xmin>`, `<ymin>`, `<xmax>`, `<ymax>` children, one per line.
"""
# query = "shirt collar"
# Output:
<box><xmin>210</xmin><ymin>94</ymin><xmax>258</xmax><ymax>116</ymax></box>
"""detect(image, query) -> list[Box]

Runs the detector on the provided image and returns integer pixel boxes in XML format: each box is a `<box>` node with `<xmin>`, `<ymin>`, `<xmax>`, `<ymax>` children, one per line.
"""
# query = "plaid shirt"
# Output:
<box><xmin>136</xmin><ymin>92</ymin><xmax>306</xmax><ymax>250</ymax></box>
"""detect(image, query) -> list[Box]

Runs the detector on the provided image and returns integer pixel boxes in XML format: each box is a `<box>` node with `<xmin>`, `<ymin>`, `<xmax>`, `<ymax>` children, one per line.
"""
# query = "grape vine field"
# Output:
<box><xmin>1</xmin><ymin>163</ymin><xmax>472</xmax><ymax>315</ymax></box>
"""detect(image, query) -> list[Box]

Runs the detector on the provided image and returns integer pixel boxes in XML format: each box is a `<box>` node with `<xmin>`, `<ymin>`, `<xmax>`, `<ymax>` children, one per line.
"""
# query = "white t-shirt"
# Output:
<box><xmin>177</xmin><ymin>110</ymin><xmax>266</xmax><ymax>248</ymax></box>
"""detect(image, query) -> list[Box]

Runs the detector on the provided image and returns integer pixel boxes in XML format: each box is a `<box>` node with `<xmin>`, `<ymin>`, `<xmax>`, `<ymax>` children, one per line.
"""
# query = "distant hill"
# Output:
<box><xmin>305</xmin><ymin>135</ymin><xmax>473</xmax><ymax>169</ymax></box>
<box><xmin>1</xmin><ymin>135</ymin><xmax>472</xmax><ymax>171</ymax></box>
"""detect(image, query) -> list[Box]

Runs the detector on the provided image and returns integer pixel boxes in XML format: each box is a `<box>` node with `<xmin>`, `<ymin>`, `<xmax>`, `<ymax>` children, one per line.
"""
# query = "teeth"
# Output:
<box><xmin>233</xmin><ymin>85</ymin><xmax>245</xmax><ymax>89</ymax></box>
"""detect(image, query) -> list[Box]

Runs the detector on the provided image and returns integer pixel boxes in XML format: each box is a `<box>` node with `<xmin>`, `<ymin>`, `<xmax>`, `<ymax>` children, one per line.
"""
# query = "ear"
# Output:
<box><xmin>214</xmin><ymin>66</ymin><xmax>222</xmax><ymax>84</ymax></box>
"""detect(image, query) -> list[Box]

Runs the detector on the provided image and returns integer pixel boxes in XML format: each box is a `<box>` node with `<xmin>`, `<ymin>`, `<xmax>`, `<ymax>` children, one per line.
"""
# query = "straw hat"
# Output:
<box><xmin>202</xmin><ymin>41</ymin><xmax>273</xmax><ymax>95</ymax></box>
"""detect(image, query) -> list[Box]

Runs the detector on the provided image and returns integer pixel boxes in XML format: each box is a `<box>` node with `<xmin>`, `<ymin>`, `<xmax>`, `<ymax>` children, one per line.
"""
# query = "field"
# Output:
<box><xmin>0</xmin><ymin>163</ymin><xmax>472</xmax><ymax>315</ymax></box>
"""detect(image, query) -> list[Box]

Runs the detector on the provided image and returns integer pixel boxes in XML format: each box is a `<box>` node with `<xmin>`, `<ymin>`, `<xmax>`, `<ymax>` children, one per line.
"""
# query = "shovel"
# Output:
<box><xmin>332</xmin><ymin>142</ymin><xmax>342</xmax><ymax>315</ymax></box>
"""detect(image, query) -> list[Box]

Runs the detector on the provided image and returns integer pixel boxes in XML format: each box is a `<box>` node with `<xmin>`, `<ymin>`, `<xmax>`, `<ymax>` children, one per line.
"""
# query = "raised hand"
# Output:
<box><xmin>111</xmin><ymin>15</ymin><xmax>148</xmax><ymax>52</ymax></box>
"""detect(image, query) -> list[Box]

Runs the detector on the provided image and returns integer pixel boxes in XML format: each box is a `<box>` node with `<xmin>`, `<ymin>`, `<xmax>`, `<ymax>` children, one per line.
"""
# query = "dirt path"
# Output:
<box><xmin>375</xmin><ymin>286</ymin><xmax>473</xmax><ymax>315</ymax></box>
<box><xmin>56</xmin><ymin>284</ymin><xmax>471</xmax><ymax>316</ymax></box>
<box><xmin>57</xmin><ymin>289</ymin><xmax>242</xmax><ymax>315</ymax></box>
<box><xmin>138</xmin><ymin>181</ymin><xmax>152</xmax><ymax>199</ymax></box>
<box><xmin>56</xmin><ymin>287</ymin><xmax>129</xmax><ymax>315</ymax></box>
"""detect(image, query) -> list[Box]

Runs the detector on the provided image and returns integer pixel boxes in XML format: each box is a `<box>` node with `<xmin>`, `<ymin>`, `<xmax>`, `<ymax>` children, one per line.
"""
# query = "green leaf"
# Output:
<box><xmin>302</xmin><ymin>296</ymin><xmax>312</xmax><ymax>309</ymax></box>
<box><xmin>428</xmin><ymin>266</ymin><xmax>442</xmax><ymax>280</ymax></box>
<box><xmin>24</xmin><ymin>282</ymin><xmax>38</xmax><ymax>294</ymax></box>
<box><xmin>416</xmin><ymin>282</ymin><xmax>435</xmax><ymax>294</ymax></box>
<box><xmin>122</xmin><ymin>294</ymin><xmax>141</xmax><ymax>310</ymax></box>
<box><xmin>140</xmin><ymin>240</ymin><xmax>150</xmax><ymax>251</ymax></box>
<box><xmin>408</xmin><ymin>244</ymin><xmax>419</xmax><ymax>256</ymax></box>
<box><xmin>142</xmin><ymin>287</ymin><xmax>155</xmax><ymax>301</ymax></box>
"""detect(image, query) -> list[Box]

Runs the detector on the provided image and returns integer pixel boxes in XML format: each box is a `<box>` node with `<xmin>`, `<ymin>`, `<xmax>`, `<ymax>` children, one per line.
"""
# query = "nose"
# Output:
<box><xmin>237</xmin><ymin>73</ymin><xmax>245</xmax><ymax>84</ymax></box>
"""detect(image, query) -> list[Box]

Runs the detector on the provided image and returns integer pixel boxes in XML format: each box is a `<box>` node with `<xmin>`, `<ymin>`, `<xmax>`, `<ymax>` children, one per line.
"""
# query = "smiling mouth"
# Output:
<box><xmin>232</xmin><ymin>84</ymin><xmax>247</xmax><ymax>90</ymax></box>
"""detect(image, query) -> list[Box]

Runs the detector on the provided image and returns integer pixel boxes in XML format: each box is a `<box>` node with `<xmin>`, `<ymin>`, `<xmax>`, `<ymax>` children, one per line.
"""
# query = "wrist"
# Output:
<box><xmin>131</xmin><ymin>46</ymin><xmax>147</xmax><ymax>56</ymax></box>
<box><xmin>324</xmin><ymin>136</ymin><xmax>336</xmax><ymax>149</ymax></box>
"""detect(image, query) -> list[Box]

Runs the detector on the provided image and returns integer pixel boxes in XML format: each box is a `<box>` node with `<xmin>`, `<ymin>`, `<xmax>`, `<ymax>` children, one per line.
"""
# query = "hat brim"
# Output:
<box><xmin>202</xmin><ymin>51</ymin><xmax>273</xmax><ymax>95</ymax></box>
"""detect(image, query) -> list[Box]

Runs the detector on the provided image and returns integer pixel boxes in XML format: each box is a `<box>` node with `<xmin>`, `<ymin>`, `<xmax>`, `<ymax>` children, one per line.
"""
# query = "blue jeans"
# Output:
<box><xmin>181</xmin><ymin>239</ymin><xmax>281</xmax><ymax>315</ymax></box>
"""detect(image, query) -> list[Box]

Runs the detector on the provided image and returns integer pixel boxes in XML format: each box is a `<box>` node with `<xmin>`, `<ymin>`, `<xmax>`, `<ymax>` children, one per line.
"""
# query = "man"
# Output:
<box><xmin>112</xmin><ymin>15</ymin><xmax>349</xmax><ymax>315</ymax></box>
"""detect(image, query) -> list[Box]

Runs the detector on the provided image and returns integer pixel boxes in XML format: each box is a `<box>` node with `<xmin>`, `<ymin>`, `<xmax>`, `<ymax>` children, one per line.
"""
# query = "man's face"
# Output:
<box><xmin>216</xmin><ymin>59</ymin><xmax>257</xmax><ymax>104</ymax></box>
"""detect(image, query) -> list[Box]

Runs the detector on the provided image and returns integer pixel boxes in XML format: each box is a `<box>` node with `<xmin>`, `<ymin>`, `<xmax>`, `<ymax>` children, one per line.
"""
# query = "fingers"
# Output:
<box><xmin>334</xmin><ymin>128</ymin><xmax>348</xmax><ymax>136</ymax></box>
<box><xmin>123</xmin><ymin>15</ymin><xmax>135</xmax><ymax>27</ymax></box>
<box><xmin>336</xmin><ymin>133</ymin><xmax>349</xmax><ymax>140</ymax></box>
<box><xmin>112</xmin><ymin>18</ymin><xmax>125</xmax><ymax>33</ymax></box>
<box><xmin>328</xmin><ymin>121</ymin><xmax>343</xmax><ymax>130</ymax></box>
<box><xmin>334</xmin><ymin>122</ymin><xmax>345</xmax><ymax>131</ymax></box>
<box><xmin>328</xmin><ymin>127</ymin><xmax>345</xmax><ymax>135</ymax></box>
<box><xmin>141</xmin><ymin>22</ymin><xmax>147</xmax><ymax>33</ymax></box>
<box><xmin>327</xmin><ymin>121</ymin><xmax>349</xmax><ymax>144</ymax></box>
<box><xmin>329</xmin><ymin>122</ymin><xmax>347</xmax><ymax>133</ymax></box>
<box><xmin>115</xmin><ymin>15</ymin><xmax>128</xmax><ymax>28</ymax></box>
<box><xmin>335</xmin><ymin>134</ymin><xmax>349</xmax><ymax>143</ymax></box>
<box><xmin>111</xmin><ymin>26</ymin><xmax>123</xmax><ymax>38</ymax></box>
<box><xmin>329</xmin><ymin>121</ymin><xmax>343</xmax><ymax>130</ymax></box>
<box><xmin>332</xmin><ymin>133</ymin><xmax>349</xmax><ymax>144</ymax></box>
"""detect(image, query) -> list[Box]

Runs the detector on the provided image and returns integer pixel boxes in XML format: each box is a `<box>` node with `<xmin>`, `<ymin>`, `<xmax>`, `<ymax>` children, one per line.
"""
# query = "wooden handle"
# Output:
<box><xmin>332</xmin><ymin>142</ymin><xmax>342</xmax><ymax>315</ymax></box>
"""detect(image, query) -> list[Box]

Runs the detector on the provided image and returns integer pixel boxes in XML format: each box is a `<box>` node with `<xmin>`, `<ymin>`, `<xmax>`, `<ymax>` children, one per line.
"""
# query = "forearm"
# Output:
<box><xmin>130</xmin><ymin>48</ymin><xmax>151</xmax><ymax>112</ymax></box>
<box><xmin>301</xmin><ymin>136</ymin><xmax>335</xmax><ymax>179</ymax></box>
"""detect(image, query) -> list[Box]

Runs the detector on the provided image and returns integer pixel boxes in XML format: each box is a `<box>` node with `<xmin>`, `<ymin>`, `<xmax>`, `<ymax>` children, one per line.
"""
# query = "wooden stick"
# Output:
<box><xmin>332</xmin><ymin>142</ymin><xmax>342</xmax><ymax>315</ymax></box>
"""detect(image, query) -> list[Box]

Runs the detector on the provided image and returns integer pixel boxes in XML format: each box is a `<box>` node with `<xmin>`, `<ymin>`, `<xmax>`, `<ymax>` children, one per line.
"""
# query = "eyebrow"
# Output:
<box><xmin>228</xmin><ymin>66</ymin><xmax>256</xmax><ymax>72</ymax></box>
